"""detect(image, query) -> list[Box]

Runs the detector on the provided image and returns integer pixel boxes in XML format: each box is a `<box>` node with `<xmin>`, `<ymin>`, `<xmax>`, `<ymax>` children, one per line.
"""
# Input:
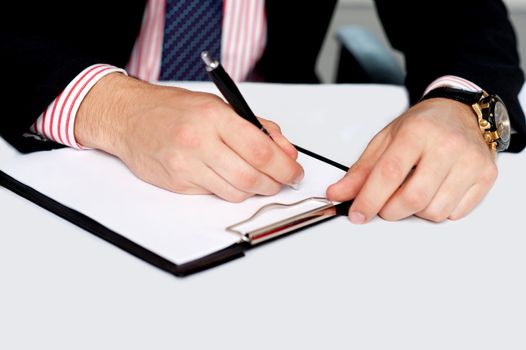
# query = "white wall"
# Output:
<box><xmin>317</xmin><ymin>0</ymin><xmax>526</xmax><ymax>82</ymax></box>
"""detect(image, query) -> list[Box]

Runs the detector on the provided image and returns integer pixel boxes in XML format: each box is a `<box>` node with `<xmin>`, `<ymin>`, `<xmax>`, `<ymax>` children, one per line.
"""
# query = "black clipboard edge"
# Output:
<box><xmin>0</xmin><ymin>147</ymin><xmax>349</xmax><ymax>277</ymax></box>
<box><xmin>0</xmin><ymin>170</ymin><xmax>245</xmax><ymax>277</ymax></box>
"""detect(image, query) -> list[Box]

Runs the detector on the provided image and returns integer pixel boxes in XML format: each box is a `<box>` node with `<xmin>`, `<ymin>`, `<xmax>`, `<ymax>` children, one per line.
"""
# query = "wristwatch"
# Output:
<box><xmin>421</xmin><ymin>86</ymin><xmax>511</xmax><ymax>152</ymax></box>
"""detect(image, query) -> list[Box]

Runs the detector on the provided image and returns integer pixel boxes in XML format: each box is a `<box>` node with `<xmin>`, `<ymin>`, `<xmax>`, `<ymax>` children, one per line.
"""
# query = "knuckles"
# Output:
<box><xmin>480</xmin><ymin>162</ymin><xmax>498</xmax><ymax>187</ymax></box>
<box><xmin>198</xmin><ymin>99</ymin><xmax>224</xmax><ymax>120</ymax></box>
<box><xmin>234</xmin><ymin>169</ymin><xmax>260</xmax><ymax>192</ymax></box>
<box><xmin>379</xmin><ymin>156</ymin><xmax>405</xmax><ymax>182</ymax></box>
<box><xmin>233</xmin><ymin>169</ymin><xmax>281</xmax><ymax>195</ymax></box>
<box><xmin>399</xmin><ymin>185</ymin><xmax>431</xmax><ymax>212</ymax></box>
<box><xmin>248</xmin><ymin>141</ymin><xmax>274</xmax><ymax>168</ymax></box>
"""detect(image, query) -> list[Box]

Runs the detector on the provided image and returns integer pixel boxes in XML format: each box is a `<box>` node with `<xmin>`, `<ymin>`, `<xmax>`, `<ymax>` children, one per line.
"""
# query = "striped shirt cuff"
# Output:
<box><xmin>29</xmin><ymin>64</ymin><xmax>127</xmax><ymax>149</ymax></box>
<box><xmin>424</xmin><ymin>75</ymin><xmax>483</xmax><ymax>96</ymax></box>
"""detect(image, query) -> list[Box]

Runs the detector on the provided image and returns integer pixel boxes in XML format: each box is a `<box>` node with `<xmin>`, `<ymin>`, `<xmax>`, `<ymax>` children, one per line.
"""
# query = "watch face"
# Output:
<box><xmin>494</xmin><ymin>100</ymin><xmax>511</xmax><ymax>151</ymax></box>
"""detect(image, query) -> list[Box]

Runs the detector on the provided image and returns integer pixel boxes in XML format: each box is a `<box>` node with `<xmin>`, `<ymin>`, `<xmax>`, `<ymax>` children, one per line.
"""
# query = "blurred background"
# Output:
<box><xmin>316</xmin><ymin>0</ymin><xmax>526</xmax><ymax>83</ymax></box>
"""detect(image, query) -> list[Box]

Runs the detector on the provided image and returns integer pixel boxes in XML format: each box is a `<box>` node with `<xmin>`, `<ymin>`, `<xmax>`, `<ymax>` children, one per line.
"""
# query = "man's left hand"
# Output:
<box><xmin>327</xmin><ymin>98</ymin><xmax>498</xmax><ymax>223</ymax></box>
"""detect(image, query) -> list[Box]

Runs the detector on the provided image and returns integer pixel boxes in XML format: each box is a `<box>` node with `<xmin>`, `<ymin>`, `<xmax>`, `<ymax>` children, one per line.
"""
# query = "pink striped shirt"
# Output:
<box><xmin>424</xmin><ymin>75</ymin><xmax>482</xmax><ymax>95</ymax></box>
<box><xmin>29</xmin><ymin>64</ymin><xmax>126</xmax><ymax>149</ymax></box>
<box><xmin>31</xmin><ymin>0</ymin><xmax>267</xmax><ymax>149</ymax></box>
<box><xmin>126</xmin><ymin>0</ymin><xmax>266</xmax><ymax>82</ymax></box>
<box><xmin>29</xmin><ymin>1</ymin><xmax>482</xmax><ymax>149</ymax></box>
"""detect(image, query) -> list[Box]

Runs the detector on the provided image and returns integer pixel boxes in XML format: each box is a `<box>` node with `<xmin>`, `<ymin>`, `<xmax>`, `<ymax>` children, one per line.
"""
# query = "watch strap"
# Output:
<box><xmin>420</xmin><ymin>86</ymin><xmax>484</xmax><ymax>105</ymax></box>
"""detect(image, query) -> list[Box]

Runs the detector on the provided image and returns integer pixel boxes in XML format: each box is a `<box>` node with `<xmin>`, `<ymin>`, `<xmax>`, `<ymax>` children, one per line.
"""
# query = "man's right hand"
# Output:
<box><xmin>75</xmin><ymin>73</ymin><xmax>303</xmax><ymax>202</ymax></box>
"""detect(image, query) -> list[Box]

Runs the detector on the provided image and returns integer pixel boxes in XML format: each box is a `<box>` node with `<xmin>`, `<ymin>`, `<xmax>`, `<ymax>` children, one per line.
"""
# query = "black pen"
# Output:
<box><xmin>201</xmin><ymin>51</ymin><xmax>303</xmax><ymax>190</ymax></box>
<box><xmin>200</xmin><ymin>51</ymin><xmax>272</xmax><ymax>138</ymax></box>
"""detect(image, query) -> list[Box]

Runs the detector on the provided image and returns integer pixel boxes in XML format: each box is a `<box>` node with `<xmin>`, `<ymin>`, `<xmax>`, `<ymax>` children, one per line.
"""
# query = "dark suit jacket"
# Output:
<box><xmin>1</xmin><ymin>0</ymin><xmax>525</xmax><ymax>152</ymax></box>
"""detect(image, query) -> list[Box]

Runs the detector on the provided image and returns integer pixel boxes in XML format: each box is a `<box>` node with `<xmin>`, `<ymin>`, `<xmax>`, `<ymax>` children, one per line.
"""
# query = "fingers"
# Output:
<box><xmin>330</xmin><ymin>98</ymin><xmax>500</xmax><ymax>224</ymax></box>
<box><xmin>154</xmin><ymin>156</ymin><xmax>251</xmax><ymax>202</ymax></box>
<box><xmin>203</xmin><ymin>140</ymin><xmax>283</xmax><ymax>196</ymax></box>
<box><xmin>347</xmin><ymin>127</ymin><xmax>426</xmax><ymax>224</ymax></box>
<box><xmin>448</xmin><ymin>183</ymin><xmax>491</xmax><ymax>220</ymax></box>
<box><xmin>451</xmin><ymin>161</ymin><xmax>497</xmax><ymax>219</ymax></box>
<box><xmin>190</xmin><ymin>164</ymin><xmax>252</xmax><ymax>203</ymax></box>
<box><xmin>415</xmin><ymin>153</ymin><xmax>497</xmax><ymax>222</ymax></box>
<box><xmin>379</xmin><ymin>145</ymin><xmax>457</xmax><ymax>221</ymax></box>
<box><xmin>259</xmin><ymin>117</ymin><xmax>298</xmax><ymax>160</ymax></box>
<box><xmin>414</xmin><ymin>162</ymin><xmax>477</xmax><ymax>222</ymax></box>
<box><xmin>119</xmin><ymin>87</ymin><xmax>304</xmax><ymax>202</ymax></box>
<box><xmin>219</xmin><ymin>117</ymin><xmax>304</xmax><ymax>187</ymax></box>
<box><xmin>327</xmin><ymin>128</ymin><xmax>390</xmax><ymax>202</ymax></box>
<box><xmin>159</xmin><ymin>142</ymin><xmax>276</xmax><ymax>202</ymax></box>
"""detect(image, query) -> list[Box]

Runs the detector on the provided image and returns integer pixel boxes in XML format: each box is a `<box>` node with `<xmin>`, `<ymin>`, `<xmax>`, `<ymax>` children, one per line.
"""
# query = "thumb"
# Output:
<box><xmin>327</xmin><ymin>130</ymin><xmax>389</xmax><ymax>202</ymax></box>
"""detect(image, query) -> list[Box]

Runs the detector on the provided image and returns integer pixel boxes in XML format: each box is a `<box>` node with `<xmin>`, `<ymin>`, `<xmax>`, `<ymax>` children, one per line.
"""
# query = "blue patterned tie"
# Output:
<box><xmin>160</xmin><ymin>0</ymin><xmax>223</xmax><ymax>81</ymax></box>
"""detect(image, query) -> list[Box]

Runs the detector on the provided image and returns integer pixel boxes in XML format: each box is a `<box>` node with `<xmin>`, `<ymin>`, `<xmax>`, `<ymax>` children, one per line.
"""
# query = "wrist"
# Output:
<box><xmin>421</xmin><ymin>87</ymin><xmax>511</xmax><ymax>152</ymax></box>
<box><xmin>75</xmin><ymin>73</ymin><xmax>151</xmax><ymax>157</ymax></box>
<box><xmin>418</xmin><ymin>97</ymin><xmax>479</xmax><ymax>130</ymax></box>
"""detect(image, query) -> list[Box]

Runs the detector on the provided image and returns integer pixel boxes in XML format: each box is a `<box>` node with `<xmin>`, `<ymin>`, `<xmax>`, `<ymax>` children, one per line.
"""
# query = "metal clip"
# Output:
<box><xmin>225</xmin><ymin>197</ymin><xmax>338</xmax><ymax>245</ymax></box>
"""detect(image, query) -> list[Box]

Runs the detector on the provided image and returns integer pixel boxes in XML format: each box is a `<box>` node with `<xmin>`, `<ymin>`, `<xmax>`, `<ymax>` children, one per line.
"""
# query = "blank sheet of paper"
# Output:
<box><xmin>1</xmin><ymin>149</ymin><xmax>345</xmax><ymax>264</ymax></box>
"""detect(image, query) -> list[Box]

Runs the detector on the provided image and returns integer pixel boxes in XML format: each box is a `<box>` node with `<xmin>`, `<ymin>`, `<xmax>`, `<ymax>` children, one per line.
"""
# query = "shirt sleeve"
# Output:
<box><xmin>28</xmin><ymin>64</ymin><xmax>127</xmax><ymax>149</ymax></box>
<box><xmin>424</xmin><ymin>75</ymin><xmax>482</xmax><ymax>95</ymax></box>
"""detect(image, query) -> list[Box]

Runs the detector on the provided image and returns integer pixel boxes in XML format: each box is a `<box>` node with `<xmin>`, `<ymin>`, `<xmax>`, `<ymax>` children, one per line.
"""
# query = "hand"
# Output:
<box><xmin>75</xmin><ymin>73</ymin><xmax>303</xmax><ymax>202</ymax></box>
<box><xmin>327</xmin><ymin>98</ymin><xmax>498</xmax><ymax>223</ymax></box>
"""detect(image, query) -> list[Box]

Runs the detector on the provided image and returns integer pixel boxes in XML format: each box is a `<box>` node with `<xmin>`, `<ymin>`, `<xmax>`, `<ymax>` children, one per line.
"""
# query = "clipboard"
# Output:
<box><xmin>0</xmin><ymin>145</ymin><xmax>351</xmax><ymax>277</ymax></box>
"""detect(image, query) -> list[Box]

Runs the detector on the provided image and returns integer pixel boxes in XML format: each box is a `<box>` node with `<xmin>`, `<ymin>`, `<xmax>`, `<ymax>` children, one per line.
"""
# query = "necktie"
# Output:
<box><xmin>160</xmin><ymin>0</ymin><xmax>223</xmax><ymax>81</ymax></box>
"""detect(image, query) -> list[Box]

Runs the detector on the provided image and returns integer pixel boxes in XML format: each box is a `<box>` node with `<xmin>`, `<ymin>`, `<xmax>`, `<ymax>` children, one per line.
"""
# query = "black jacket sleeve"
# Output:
<box><xmin>0</xmin><ymin>2</ymin><xmax>145</xmax><ymax>152</ymax></box>
<box><xmin>374</xmin><ymin>0</ymin><xmax>526</xmax><ymax>152</ymax></box>
<box><xmin>252</xmin><ymin>0</ymin><xmax>337</xmax><ymax>83</ymax></box>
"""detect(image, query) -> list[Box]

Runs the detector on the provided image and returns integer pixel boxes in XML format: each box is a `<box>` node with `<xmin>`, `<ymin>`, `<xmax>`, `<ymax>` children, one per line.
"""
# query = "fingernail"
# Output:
<box><xmin>292</xmin><ymin>169</ymin><xmax>304</xmax><ymax>185</ymax></box>
<box><xmin>349</xmin><ymin>211</ymin><xmax>366</xmax><ymax>224</ymax></box>
<box><xmin>289</xmin><ymin>183</ymin><xmax>300</xmax><ymax>190</ymax></box>
<box><xmin>289</xmin><ymin>175</ymin><xmax>303</xmax><ymax>191</ymax></box>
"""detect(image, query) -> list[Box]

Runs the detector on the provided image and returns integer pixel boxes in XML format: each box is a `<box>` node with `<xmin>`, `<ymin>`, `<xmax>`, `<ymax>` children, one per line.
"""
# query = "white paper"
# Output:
<box><xmin>0</xmin><ymin>148</ymin><xmax>345</xmax><ymax>265</ymax></box>
<box><xmin>0</xmin><ymin>82</ymin><xmax>409</xmax><ymax>265</ymax></box>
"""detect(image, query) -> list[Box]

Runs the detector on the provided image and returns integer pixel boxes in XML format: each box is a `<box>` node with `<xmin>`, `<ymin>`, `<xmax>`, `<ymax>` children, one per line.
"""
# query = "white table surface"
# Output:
<box><xmin>1</xmin><ymin>83</ymin><xmax>525</xmax><ymax>350</ymax></box>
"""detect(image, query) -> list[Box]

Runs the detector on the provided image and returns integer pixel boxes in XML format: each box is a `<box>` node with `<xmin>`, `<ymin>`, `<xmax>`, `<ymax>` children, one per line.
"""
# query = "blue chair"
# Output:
<box><xmin>335</xmin><ymin>25</ymin><xmax>405</xmax><ymax>85</ymax></box>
